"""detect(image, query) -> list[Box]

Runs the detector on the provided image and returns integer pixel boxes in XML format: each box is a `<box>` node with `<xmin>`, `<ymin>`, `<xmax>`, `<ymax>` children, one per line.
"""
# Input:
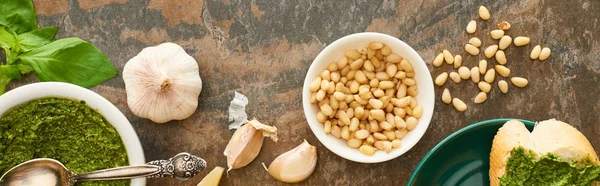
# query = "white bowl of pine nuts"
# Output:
<box><xmin>303</xmin><ymin>32</ymin><xmax>434</xmax><ymax>163</ymax></box>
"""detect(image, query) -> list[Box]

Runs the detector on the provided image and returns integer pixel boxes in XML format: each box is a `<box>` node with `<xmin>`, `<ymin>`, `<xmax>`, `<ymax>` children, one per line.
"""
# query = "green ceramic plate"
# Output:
<box><xmin>407</xmin><ymin>118</ymin><xmax>535</xmax><ymax>186</ymax></box>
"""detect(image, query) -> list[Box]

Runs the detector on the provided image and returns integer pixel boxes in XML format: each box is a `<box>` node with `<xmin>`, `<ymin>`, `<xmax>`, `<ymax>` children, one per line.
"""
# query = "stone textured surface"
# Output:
<box><xmin>5</xmin><ymin>0</ymin><xmax>600</xmax><ymax>185</ymax></box>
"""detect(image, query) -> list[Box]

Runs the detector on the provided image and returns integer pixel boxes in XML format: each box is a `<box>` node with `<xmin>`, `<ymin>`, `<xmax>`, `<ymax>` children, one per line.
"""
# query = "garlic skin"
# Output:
<box><xmin>123</xmin><ymin>42</ymin><xmax>202</xmax><ymax>123</ymax></box>
<box><xmin>266</xmin><ymin>140</ymin><xmax>317</xmax><ymax>183</ymax></box>
<box><xmin>224</xmin><ymin>119</ymin><xmax>277</xmax><ymax>171</ymax></box>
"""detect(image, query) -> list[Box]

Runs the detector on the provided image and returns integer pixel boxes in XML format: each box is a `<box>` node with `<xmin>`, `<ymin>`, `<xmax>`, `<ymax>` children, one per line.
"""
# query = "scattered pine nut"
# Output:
<box><xmin>530</xmin><ymin>45</ymin><xmax>542</xmax><ymax>59</ymax></box>
<box><xmin>433</xmin><ymin>53</ymin><xmax>444</xmax><ymax>66</ymax></box>
<box><xmin>478</xmin><ymin>82</ymin><xmax>492</xmax><ymax>93</ymax></box>
<box><xmin>539</xmin><ymin>47</ymin><xmax>551</xmax><ymax>61</ymax></box>
<box><xmin>466</xmin><ymin>20</ymin><xmax>477</xmax><ymax>34</ymax></box>
<box><xmin>479</xmin><ymin>60</ymin><xmax>487</xmax><ymax>74</ymax></box>
<box><xmin>469</xmin><ymin>37</ymin><xmax>482</xmax><ymax>47</ymax></box>
<box><xmin>443</xmin><ymin>50</ymin><xmax>454</xmax><ymax>64</ymax></box>
<box><xmin>495</xmin><ymin>65</ymin><xmax>510</xmax><ymax>77</ymax></box>
<box><xmin>442</xmin><ymin>88</ymin><xmax>452</xmax><ymax>104</ymax></box>
<box><xmin>474</xmin><ymin>92</ymin><xmax>488</xmax><ymax>103</ymax></box>
<box><xmin>499</xmin><ymin>36</ymin><xmax>512</xmax><ymax>50</ymax></box>
<box><xmin>435</xmin><ymin>72</ymin><xmax>449</xmax><ymax>86</ymax></box>
<box><xmin>454</xmin><ymin>55</ymin><xmax>462</xmax><ymax>68</ymax></box>
<box><xmin>449</xmin><ymin>72</ymin><xmax>461</xmax><ymax>83</ymax></box>
<box><xmin>452</xmin><ymin>98</ymin><xmax>467</xmax><ymax>112</ymax></box>
<box><xmin>497</xmin><ymin>21</ymin><xmax>511</xmax><ymax>30</ymax></box>
<box><xmin>458</xmin><ymin>66</ymin><xmax>471</xmax><ymax>79</ymax></box>
<box><xmin>479</xmin><ymin>6</ymin><xmax>490</xmax><ymax>20</ymax></box>
<box><xmin>484</xmin><ymin>68</ymin><xmax>495</xmax><ymax>83</ymax></box>
<box><xmin>471</xmin><ymin>67</ymin><xmax>480</xmax><ymax>83</ymax></box>
<box><xmin>484</xmin><ymin>45</ymin><xmax>499</xmax><ymax>58</ymax></box>
<box><xmin>495</xmin><ymin>50</ymin><xmax>507</xmax><ymax>65</ymax></box>
<box><xmin>465</xmin><ymin>44</ymin><xmax>480</xmax><ymax>55</ymax></box>
<box><xmin>510</xmin><ymin>77</ymin><xmax>529</xmax><ymax>87</ymax></box>
<box><xmin>514</xmin><ymin>36</ymin><xmax>531</xmax><ymax>46</ymax></box>
<box><xmin>498</xmin><ymin>80</ymin><xmax>509</xmax><ymax>93</ymax></box>
<box><xmin>490</xmin><ymin>30</ymin><xmax>504</xmax><ymax>40</ymax></box>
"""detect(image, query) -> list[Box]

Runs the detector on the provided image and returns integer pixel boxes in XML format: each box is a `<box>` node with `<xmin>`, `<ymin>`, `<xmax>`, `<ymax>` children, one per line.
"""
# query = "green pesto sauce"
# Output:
<box><xmin>0</xmin><ymin>98</ymin><xmax>129</xmax><ymax>186</ymax></box>
<box><xmin>500</xmin><ymin>147</ymin><xmax>600</xmax><ymax>186</ymax></box>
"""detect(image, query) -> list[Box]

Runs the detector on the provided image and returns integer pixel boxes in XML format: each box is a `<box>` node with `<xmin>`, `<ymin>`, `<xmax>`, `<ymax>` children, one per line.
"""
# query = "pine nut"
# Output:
<box><xmin>497</xmin><ymin>21</ymin><xmax>511</xmax><ymax>30</ymax></box>
<box><xmin>366</xmin><ymin>135</ymin><xmax>375</xmax><ymax>143</ymax></box>
<box><xmin>347</xmin><ymin>139</ymin><xmax>362</xmax><ymax>148</ymax></box>
<box><xmin>490</xmin><ymin>30</ymin><xmax>504</xmax><ymax>40</ymax></box>
<box><xmin>376</xmin><ymin>72</ymin><xmax>390</xmax><ymax>80</ymax></box>
<box><xmin>514</xmin><ymin>36</ymin><xmax>530</xmax><ymax>46</ymax></box>
<box><xmin>328</xmin><ymin>63</ymin><xmax>339</xmax><ymax>72</ymax></box>
<box><xmin>383</xmin><ymin>130</ymin><xmax>396</xmax><ymax>140</ymax></box>
<box><xmin>484</xmin><ymin>45</ymin><xmax>499</xmax><ymax>58</ymax></box>
<box><xmin>379</xmin><ymin>81</ymin><xmax>395</xmax><ymax>89</ymax></box>
<box><xmin>458</xmin><ymin>66</ymin><xmax>471</xmax><ymax>79</ymax></box>
<box><xmin>380</xmin><ymin>121</ymin><xmax>394</xmax><ymax>131</ymax></box>
<box><xmin>469</xmin><ymin>37</ymin><xmax>482</xmax><ymax>47</ymax></box>
<box><xmin>331</xmin><ymin>125</ymin><xmax>341</xmax><ymax>138</ymax></box>
<box><xmin>373</xmin><ymin>89</ymin><xmax>385</xmax><ymax>98</ymax></box>
<box><xmin>386</xmin><ymin>53</ymin><xmax>403</xmax><ymax>63</ymax></box>
<box><xmin>407</xmin><ymin>86</ymin><xmax>418</xmax><ymax>97</ymax></box>
<box><xmin>381</xmin><ymin>45</ymin><xmax>392</xmax><ymax>56</ymax></box>
<box><xmin>397</xmin><ymin>84</ymin><xmax>407</xmax><ymax>98</ymax></box>
<box><xmin>339</xmin><ymin>110</ymin><xmax>351</xmax><ymax>125</ymax></box>
<box><xmin>479</xmin><ymin>6</ymin><xmax>490</xmax><ymax>20</ymax></box>
<box><xmin>433</xmin><ymin>53</ymin><xmax>444</xmax><ymax>67</ymax></box>
<box><xmin>474</xmin><ymin>92</ymin><xmax>487</xmax><ymax>103</ymax></box>
<box><xmin>395</xmin><ymin>129</ymin><xmax>408</xmax><ymax>139</ymax></box>
<box><xmin>346</xmin><ymin>50</ymin><xmax>362</xmax><ymax>60</ymax></box>
<box><xmin>324</xmin><ymin>120</ymin><xmax>332</xmax><ymax>134</ymax></box>
<box><xmin>539</xmin><ymin>47</ymin><xmax>551</xmax><ymax>61</ymax></box>
<box><xmin>449</xmin><ymin>72</ymin><xmax>461</xmax><ymax>83</ymax></box>
<box><xmin>372</xmin><ymin>57</ymin><xmax>381</xmax><ymax>68</ymax></box>
<box><xmin>310</xmin><ymin>77</ymin><xmax>321</xmax><ymax>91</ymax></box>
<box><xmin>350</xmin><ymin>117</ymin><xmax>360</xmax><ymax>131</ymax></box>
<box><xmin>466</xmin><ymin>20</ymin><xmax>477</xmax><ymax>34</ymax></box>
<box><xmin>317</xmin><ymin>111</ymin><xmax>327</xmax><ymax>123</ymax></box>
<box><xmin>337</xmin><ymin>57</ymin><xmax>349</xmax><ymax>68</ymax></box>
<box><xmin>341</xmin><ymin>126</ymin><xmax>350</xmax><ymax>140</ymax></box>
<box><xmin>394</xmin><ymin>97</ymin><xmax>411</xmax><ymax>108</ymax></box>
<box><xmin>364</xmin><ymin>60</ymin><xmax>375</xmax><ymax>71</ymax></box>
<box><xmin>452</xmin><ymin>98</ymin><xmax>467</xmax><ymax>112</ymax></box>
<box><xmin>471</xmin><ymin>67</ymin><xmax>480</xmax><ymax>83</ymax></box>
<box><xmin>369</xmin><ymin>99</ymin><xmax>384</xmax><ymax>109</ymax></box>
<box><xmin>350</xmin><ymin>59</ymin><xmax>364</xmax><ymax>70</ymax></box>
<box><xmin>498</xmin><ymin>80</ymin><xmax>509</xmax><ymax>93</ymax></box>
<box><xmin>443</xmin><ymin>49</ymin><xmax>454</xmax><ymax>64</ymax></box>
<box><xmin>530</xmin><ymin>45</ymin><xmax>542</xmax><ymax>59</ymax></box>
<box><xmin>374</xmin><ymin>141</ymin><xmax>392</xmax><ymax>152</ymax></box>
<box><xmin>400</xmin><ymin>60</ymin><xmax>413</xmax><ymax>72</ymax></box>
<box><xmin>454</xmin><ymin>55</ymin><xmax>462</xmax><ymax>68</ymax></box>
<box><xmin>499</xmin><ymin>35</ymin><xmax>512</xmax><ymax>50</ymax></box>
<box><xmin>413</xmin><ymin>105</ymin><xmax>424</xmax><ymax>118</ymax></box>
<box><xmin>373</xmin><ymin>132</ymin><xmax>387</xmax><ymax>140</ymax></box>
<box><xmin>435</xmin><ymin>72</ymin><xmax>449</xmax><ymax>86</ymax></box>
<box><xmin>359</xmin><ymin>145</ymin><xmax>376</xmax><ymax>155</ymax></box>
<box><xmin>368</xmin><ymin>42</ymin><xmax>384</xmax><ymax>50</ymax></box>
<box><xmin>478</xmin><ymin>82</ymin><xmax>492</xmax><ymax>93</ymax></box>
<box><xmin>355</xmin><ymin>129</ymin><xmax>369</xmax><ymax>139</ymax></box>
<box><xmin>316</xmin><ymin>90</ymin><xmax>326</xmax><ymax>101</ymax></box>
<box><xmin>395</xmin><ymin>116</ymin><xmax>407</xmax><ymax>129</ymax></box>
<box><xmin>331</xmin><ymin>72</ymin><xmax>341</xmax><ymax>82</ymax></box>
<box><xmin>465</xmin><ymin>44</ymin><xmax>480</xmax><ymax>55</ymax></box>
<box><xmin>442</xmin><ymin>88</ymin><xmax>452</xmax><ymax>104</ymax></box>
<box><xmin>385</xmin><ymin>113</ymin><xmax>395</xmax><ymax>126</ymax></box>
<box><xmin>495</xmin><ymin>65</ymin><xmax>510</xmax><ymax>77</ymax></box>
<box><xmin>496</xmin><ymin>50</ymin><xmax>507</xmax><ymax>65</ymax></box>
<box><xmin>477</xmin><ymin>61</ymin><xmax>486</xmax><ymax>75</ymax></box>
<box><xmin>484</xmin><ymin>68</ymin><xmax>495</xmax><ymax>83</ymax></box>
<box><xmin>510</xmin><ymin>77</ymin><xmax>529</xmax><ymax>87</ymax></box>
<box><xmin>370</xmin><ymin>109</ymin><xmax>386</xmax><ymax>121</ymax></box>
<box><xmin>392</xmin><ymin>139</ymin><xmax>402</xmax><ymax>148</ymax></box>
<box><xmin>406</xmin><ymin>117</ymin><xmax>418</xmax><ymax>130</ymax></box>
<box><xmin>386</xmin><ymin>65</ymin><xmax>397</xmax><ymax>78</ymax></box>
<box><xmin>355</xmin><ymin>70</ymin><xmax>367</xmax><ymax>83</ymax></box>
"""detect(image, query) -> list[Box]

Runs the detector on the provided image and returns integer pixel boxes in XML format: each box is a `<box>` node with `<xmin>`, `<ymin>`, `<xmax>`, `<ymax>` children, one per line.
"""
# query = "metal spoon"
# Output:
<box><xmin>0</xmin><ymin>152</ymin><xmax>206</xmax><ymax>186</ymax></box>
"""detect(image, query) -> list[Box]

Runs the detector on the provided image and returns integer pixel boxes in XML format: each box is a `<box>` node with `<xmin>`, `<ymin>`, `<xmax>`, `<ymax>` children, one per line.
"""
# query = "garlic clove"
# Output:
<box><xmin>123</xmin><ymin>42</ymin><xmax>202</xmax><ymax>123</ymax></box>
<box><xmin>223</xmin><ymin>119</ymin><xmax>277</xmax><ymax>171</ymax></box>
<box><xmin>197</xmin><ymin>166</ymin><xmax>225</xmax><ymax>186</ymax></box>
<box><xmin>265</xmin><ymin>140</ymin><xmax>317</xmax><ymax>183</ymax></box>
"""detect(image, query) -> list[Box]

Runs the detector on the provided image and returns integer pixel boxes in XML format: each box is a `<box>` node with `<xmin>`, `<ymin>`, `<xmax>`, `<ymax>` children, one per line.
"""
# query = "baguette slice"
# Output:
<box><xmin>489</xmin><ymin>119</ymin><xmax>599</xmax><ymax>186</ymax></box>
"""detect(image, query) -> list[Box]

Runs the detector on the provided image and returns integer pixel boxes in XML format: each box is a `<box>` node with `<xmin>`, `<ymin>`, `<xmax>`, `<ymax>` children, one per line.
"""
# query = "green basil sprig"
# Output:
<box><xmin>0</xmin><ymin>0</ymin><xmax>117</xmax><ymax>95</ymax></box>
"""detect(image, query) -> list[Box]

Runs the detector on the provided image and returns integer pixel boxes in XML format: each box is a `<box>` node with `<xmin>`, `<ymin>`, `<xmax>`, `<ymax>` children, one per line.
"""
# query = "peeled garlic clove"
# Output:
<box><xmin>224</xmin><ymin>119</ymin><xmax>277</xmax><ymax>171</ymax></box>
<box><xmin>265</xmin><ymin>140</ymin><xmax>317</xmax><ymax>183</ymax></box>
<box><xmin>123</xmin><ymin>42</ymin><xmax>203</xmax><ymax>123</ymax></box>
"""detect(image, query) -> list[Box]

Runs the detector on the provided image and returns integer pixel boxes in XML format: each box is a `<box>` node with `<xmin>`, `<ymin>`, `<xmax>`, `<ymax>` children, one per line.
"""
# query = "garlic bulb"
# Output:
<box><xmin>265</xmin><ymin>140</ymin><xmax>317</xmax><ymax>183</ymax></box>
<box><xmin>123</xmin><ymin>42</ymin><xmax>202</xmax><ymax>123</ymax></box>
<box><xmin>224</xmin><ymin>119</ymin><xmax>277</xmax><ymax>171</ymax></box>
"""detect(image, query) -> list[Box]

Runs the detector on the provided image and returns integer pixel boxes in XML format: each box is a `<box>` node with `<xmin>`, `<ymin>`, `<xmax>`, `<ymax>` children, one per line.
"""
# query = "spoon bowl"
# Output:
<box><xmin>0</xmin><ymin>159</ymin><xmax>73</xmax><ymax>186</ymax></box>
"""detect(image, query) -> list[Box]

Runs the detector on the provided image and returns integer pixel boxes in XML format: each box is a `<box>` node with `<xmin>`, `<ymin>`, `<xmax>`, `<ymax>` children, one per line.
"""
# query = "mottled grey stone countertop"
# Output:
<box><xmin>7</xmin><ymin>0</ymin><xmax>600</xmax><ymax>185</ymax></box>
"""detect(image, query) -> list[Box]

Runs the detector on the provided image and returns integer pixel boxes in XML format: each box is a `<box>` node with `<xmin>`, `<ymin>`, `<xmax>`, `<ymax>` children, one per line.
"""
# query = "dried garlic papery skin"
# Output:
<box><xmin>224</xmin><ymin>119</ymin><xmax>278</xmax><ymax>171</ymax></box>
<box><xmin>264</xmin><ymin>140</ymin><xmax>317</xmax><ymax>183</ymax></box>
<box><xmin>123</xmin><ymin>42</ymin><xmax>202</xmax><ymax>123</ymax></box>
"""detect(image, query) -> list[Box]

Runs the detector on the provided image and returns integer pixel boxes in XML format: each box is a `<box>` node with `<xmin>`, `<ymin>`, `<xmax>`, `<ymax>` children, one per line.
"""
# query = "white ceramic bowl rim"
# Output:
<box><xmin>0</xmin><ymin>82</ymin><xmax>146</xmax><ymax>186</ymax></box>
<box><xmin>302</xmin><ymin>32</ymin><xmax>435</xmax><ymax>163</ymax></box>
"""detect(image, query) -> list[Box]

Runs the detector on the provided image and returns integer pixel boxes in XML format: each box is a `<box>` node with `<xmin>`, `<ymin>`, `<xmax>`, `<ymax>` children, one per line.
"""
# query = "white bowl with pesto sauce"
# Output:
<box><xmin>0</xmin><ymin>82</ymin><xmax>145</xmax><ymax>186</ymax></box>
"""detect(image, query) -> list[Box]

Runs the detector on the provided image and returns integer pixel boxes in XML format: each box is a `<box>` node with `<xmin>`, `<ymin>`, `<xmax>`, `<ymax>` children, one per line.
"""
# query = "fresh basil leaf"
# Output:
<box><xmin>0</xmin><ymin>65</ymin><xmax>21</xmax><ymax>94</ymax></box>
<box><xmin>17</xmin><ymin>26</ymin><xmax>57</xmax><ymax>52</ymax></box>
<box><xmin>0</xmin><ymin>0</ymin><xmax>37</xmax><ymax>34</ymax></box>
<box><xmin>0</xmin><ymin>25</ymin><xmax>16</xmax><ymax>50</ymax></box>
<box><xmin>17</xmin><ymin>63</ymin><xmax>33</xmax><ymax>74</ymax></box>
<box><xmin>19</xmin><ymin>37</ymin><xmax>117</xmax><ymax>88</ymax></box>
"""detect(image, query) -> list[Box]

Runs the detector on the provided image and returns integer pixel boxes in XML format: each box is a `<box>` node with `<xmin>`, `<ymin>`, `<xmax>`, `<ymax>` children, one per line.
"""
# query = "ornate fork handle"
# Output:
<box><xmin>75</xmin><ymin>152</ymin><xmax>206</xmax><ymax>182</ymax></box>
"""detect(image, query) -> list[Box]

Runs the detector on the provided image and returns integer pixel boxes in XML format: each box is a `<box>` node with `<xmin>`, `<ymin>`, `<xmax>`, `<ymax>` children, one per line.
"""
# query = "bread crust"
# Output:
<box><xmin>489</xmin><ymin>119</ymin><xmax>599</xmax><ymax>186</ymax></box>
